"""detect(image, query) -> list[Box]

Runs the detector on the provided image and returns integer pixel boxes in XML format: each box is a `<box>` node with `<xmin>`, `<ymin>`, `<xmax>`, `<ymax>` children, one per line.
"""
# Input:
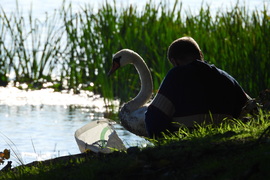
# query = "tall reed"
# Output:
<box><xmin>62</xmin><ymin>0</ymin><xmax>269</xmax><ymax>101</ymax></box>
<box><xmin>0</xmin><ymin>1</ymin><xmax>269</xmax><ymax>102</ymax></box>
<box><xmin>0</xmin><ymin>4</ymin><xmax>64</xmax><ymax>87</ymax></box>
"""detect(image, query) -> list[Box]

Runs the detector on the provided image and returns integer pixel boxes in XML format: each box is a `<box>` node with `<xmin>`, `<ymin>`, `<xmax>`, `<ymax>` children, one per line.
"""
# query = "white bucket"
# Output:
<box><xmin>74</xmin><ymin>119</ymin><xmax>126</xmax><ymax>153</ymax></box>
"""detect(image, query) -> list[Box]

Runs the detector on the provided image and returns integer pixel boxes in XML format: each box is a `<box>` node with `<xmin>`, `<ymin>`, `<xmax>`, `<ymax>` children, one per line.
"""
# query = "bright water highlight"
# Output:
<box><xmin>0</xmin><ymin>86</ymin><xmax>146</xmax><ymax>166</ymax></box>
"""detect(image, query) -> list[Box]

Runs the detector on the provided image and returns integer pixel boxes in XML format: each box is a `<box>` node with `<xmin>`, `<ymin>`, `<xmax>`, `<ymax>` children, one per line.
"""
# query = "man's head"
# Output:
<box><xmin>167</xmin><ymin>37</ymin><xmax>203</xmax><ymax>66</ymax></box>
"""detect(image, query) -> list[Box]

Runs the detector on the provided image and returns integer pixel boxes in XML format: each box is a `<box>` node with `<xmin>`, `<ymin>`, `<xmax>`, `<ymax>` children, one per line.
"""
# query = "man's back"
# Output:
<box><xmin>159</xmin><ymin>60</ymin><xmax>247</xmax><ymax>118</ymax></box>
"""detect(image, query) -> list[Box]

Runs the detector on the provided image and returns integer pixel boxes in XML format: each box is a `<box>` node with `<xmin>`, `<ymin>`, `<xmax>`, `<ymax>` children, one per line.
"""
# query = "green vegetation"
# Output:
<box><xmin>0</xmin><ymin>0</ymin><xmax>269</xmax><ymax>102</ymax></box>
<box><xmin>0</xmin><ymin>4</ymin><xmax>64</xmax><ymax>87</ymax></box>
<box><xmin>1</xmin><ymin>110</ymin><xmax>270</xmax><ymax>179</ymax></box>
<box><xmin>0</xmin><ymin>1</ymin><xmax>269</xmax><ymax>178</ymax></box>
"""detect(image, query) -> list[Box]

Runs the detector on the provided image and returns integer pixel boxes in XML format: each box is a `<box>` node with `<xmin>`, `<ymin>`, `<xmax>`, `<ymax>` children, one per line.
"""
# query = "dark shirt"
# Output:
<box><xmin>145</xmin><ymin>60</ymin><xmax>248</xmax><ymax>138</ymax></box>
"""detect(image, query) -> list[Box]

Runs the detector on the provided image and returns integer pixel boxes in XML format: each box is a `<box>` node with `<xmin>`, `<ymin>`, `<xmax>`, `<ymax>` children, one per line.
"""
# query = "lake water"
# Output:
<box><xmin>0</xmin><ymin>85</ymin><xmax>148</xmax><ymax>167</ymax></box>
<box><xmin>0</xmin><ymin>0</ymin><xmax>268</xmax><ymax>19</ymax></box>
<box><xmin>0</xmin><ymin>0</ymin><xmax>269</xmax><ymax>168</ymax></box>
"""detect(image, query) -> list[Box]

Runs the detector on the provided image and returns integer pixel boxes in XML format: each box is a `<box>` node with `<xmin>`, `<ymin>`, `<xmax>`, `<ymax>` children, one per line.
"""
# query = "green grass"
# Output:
<box><xmin>0</xmin><ymin>0</ymin><xmax>269</xmax><ymax>102</ymax></box>
<box><xmin>1</xmin><ymin>110</ymin><xmax>270</xmax><ymax>179</ymax></box>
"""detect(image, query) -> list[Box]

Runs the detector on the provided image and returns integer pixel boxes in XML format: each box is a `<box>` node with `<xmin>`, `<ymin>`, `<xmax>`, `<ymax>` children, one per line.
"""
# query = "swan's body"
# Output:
<box><xmin>108</xmin><ymin>49</ymin><xmax>153</xmax><ymax>137</ymax></box>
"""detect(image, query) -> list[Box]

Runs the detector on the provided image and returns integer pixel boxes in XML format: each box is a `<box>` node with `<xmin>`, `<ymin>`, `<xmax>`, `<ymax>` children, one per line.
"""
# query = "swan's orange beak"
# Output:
<box><xmin>107</xmin><ymin>61</ymin><xmax>120</xmax><ymax>76</ymax></box>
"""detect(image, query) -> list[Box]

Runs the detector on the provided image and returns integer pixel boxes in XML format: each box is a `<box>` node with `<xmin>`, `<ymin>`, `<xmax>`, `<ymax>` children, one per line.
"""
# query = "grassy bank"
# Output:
<box><xmin>0</xmin><ymin>111</ymin><xmax>270</xmax><ymax>179</ymax></box>
<box><xmin>0</xmin><ymin>1</ymin><xmax>269</xmax><ymax>102</ymax></box>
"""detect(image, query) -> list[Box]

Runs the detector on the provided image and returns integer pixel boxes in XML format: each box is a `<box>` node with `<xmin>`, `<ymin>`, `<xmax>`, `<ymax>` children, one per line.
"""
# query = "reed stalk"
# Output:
<box><xmin>0</xmin><ymin>1</ymin><xmax>269</xmax><ymax>101</ymax></box>
<box><xmin>0</xmin><ymin>3</ymin><xmax>64</xmax><ymax>87</ymax></box>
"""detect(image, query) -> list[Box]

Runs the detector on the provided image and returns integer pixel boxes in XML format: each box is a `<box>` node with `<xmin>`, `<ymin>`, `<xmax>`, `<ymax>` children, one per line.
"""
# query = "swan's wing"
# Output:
<box><xmin>121</xmin><ymin>106</ymin><xmax>148</xmax><ymax>137</ymax></box>
<box><xmin>130</xmin><ymin>106</ymin><xmax>147</xmax><ymax>121</ymax></box>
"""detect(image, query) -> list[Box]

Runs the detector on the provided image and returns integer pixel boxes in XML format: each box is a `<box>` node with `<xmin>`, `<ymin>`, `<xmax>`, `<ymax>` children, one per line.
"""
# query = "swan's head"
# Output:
<box><xmin>107</xmin><ymin>49</ymin><xmax>137</xmax><ymax>76</ymax></box>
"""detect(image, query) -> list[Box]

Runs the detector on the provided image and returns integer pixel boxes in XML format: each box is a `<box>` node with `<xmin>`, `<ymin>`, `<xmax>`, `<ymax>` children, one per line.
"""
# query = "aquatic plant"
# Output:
<box><xmin>0</xmin><ymin>0</ymin><xmax>269</xmax><ymax>102</ymax></box>
<box><xmin>0</xmin><ymin>3</ymin><xmax>64</xmax><ymax>88</ymax></box>
<box><xmin>61</xmin><ymin>1</ymin><xmax>269</xmax><ymax>102</ymax></box>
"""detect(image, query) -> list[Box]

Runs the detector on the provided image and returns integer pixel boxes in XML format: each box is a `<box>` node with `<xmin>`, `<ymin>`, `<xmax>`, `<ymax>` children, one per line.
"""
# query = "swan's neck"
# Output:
<box><xmin>124</xmin><ymin>55</ymin><xmax>153</xmax><ymax>112</ymax></box>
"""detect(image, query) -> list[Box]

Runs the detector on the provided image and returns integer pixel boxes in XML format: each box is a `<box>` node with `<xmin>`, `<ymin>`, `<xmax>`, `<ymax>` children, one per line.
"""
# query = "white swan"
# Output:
<box><xmin>108</xmin><ymin>49</ymin><xmax>153</xmax><ymax>137</ymax></box>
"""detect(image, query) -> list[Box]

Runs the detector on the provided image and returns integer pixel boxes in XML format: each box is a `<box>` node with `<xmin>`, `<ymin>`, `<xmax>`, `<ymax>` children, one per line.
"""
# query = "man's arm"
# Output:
<box><xmin>145</xmin><ymin>104</ymin><xmax>172</xmax><ymax>138</ymax></box>
<box><xmin>145</xmin><ymin>68</ymin><xmax>178</xmax><ymax>138</ymax></box>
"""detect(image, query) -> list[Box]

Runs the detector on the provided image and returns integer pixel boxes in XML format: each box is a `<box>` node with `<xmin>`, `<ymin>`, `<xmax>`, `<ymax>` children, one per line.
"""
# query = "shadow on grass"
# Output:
<box><xmin>1</xmin><ymin>112</ymin><xmax>270</xmax><ymax>180</ymax></box>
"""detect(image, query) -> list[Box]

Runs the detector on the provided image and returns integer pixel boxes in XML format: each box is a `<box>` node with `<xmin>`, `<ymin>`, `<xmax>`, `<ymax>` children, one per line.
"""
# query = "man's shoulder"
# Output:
<box><xmin>197</xmin><ymin>61</ymin><xmax>231</xmax><ymax>77</ymax></box>
<box><xmin>200</xmin><ymin>61</ymin><xmax>240</xmax><ymax>85</ymax></box>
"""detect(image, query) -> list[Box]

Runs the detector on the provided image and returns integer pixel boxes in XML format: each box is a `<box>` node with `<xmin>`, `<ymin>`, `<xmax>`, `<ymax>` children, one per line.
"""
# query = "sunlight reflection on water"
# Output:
<box><xmin>0</xmin><ymin>86</ymin><xmax>148</xmax><ymax>167</ymax></box>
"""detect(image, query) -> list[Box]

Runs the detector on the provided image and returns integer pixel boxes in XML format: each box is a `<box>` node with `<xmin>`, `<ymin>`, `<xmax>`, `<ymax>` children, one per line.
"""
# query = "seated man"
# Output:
<box><xmin>145</xmin><ymin>37</ymin><xmax>249</xmax><ymax>138</ymax></box>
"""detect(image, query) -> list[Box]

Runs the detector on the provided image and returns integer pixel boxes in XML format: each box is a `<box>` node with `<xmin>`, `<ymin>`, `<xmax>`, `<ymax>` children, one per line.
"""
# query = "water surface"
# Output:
<box><xmin>0</xmin><ymin>86</ymin><xmax>146</xmax><ymax>167</ymax></box>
